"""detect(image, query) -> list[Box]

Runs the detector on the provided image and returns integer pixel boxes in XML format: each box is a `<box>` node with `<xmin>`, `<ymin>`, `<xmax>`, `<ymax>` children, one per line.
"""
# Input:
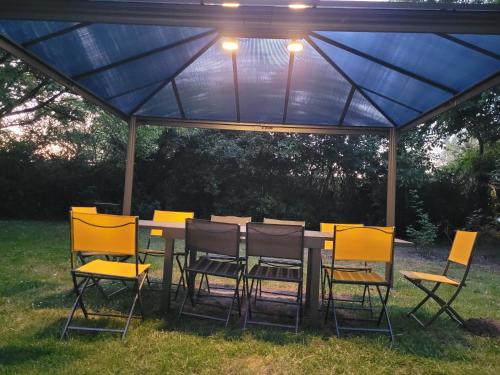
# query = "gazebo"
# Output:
<box><xmin>1</xmin><ymin>0</ymin><xmax>499</xmax><ymax>229</ymax></box>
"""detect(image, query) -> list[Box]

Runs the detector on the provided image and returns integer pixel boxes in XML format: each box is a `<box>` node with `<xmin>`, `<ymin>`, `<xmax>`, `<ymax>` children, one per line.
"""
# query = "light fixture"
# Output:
<box><xmin>222</xmin><ymin>2</ymin><xmax>240</xmax><ymax>7</ymax></box>
<box><xmin>288</xmin><ymin>3</ymin><xmax>311</xmax><ymax>10</ymax></box>
<box><xmin>287</xmin><ymin>40</ymin><xmax>303</xmax><ymax>52</ymax></box>
<box><xmin>222</xmin><ymin>38</ymin><xmax>239</xmax><ymax>51</ymax></box>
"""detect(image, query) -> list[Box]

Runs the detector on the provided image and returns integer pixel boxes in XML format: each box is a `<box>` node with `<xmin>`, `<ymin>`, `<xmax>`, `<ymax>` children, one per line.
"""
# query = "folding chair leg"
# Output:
<box><xmin>408</xmin><ymin>282</ymin><xmax>441</xmax><ymax>317</ymax></box>
<box><xmin>61</xmin><ymin>277</ymin><xmax>91</xmax><ymax>339</ymax></box>
<box><xmin>376</xmin><ymin>285</ymin><xmax>394</xmax><ymax>343</ymax></box>
<box><xmin>295</xmin><ymin>282</ymin><xmax>302</xmax><ymax>333</ymax></box>
<box><xmin>225</xmin><ymin>275</ymin><xmax>242</xmax><ymax>327</ymax></box>
<box><xmin>328</xmin><ymin>286</ymin><xmax>340</xmax><ymax>337</ymax></box>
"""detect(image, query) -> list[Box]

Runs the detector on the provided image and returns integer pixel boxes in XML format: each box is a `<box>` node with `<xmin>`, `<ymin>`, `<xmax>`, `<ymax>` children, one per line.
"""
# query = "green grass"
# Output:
<box><xmin>0</xmin><ymin>220</ymin><xmax>499</xmax><ymax>374</ymax></box>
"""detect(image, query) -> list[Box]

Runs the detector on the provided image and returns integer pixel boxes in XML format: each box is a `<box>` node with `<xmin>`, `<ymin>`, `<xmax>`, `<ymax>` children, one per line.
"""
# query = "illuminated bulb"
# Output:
<box><xmin>222</xmin><ymin>2</ymin><xmax>240</xmax><ymax>7</ymax></box>
<box><xmin>287</xmin><ymin>40</ymin><xmax>303</xmax><ymax>52</ymax></box>
<box><xmin>222</xmin><ymin>39</ymin><xmax>239</xmax><ymax>51</ymax></box>
<box><xmin>288</xmin><ymin>3</ymin><xmax>311</xmax><ymax>9</ymax></box>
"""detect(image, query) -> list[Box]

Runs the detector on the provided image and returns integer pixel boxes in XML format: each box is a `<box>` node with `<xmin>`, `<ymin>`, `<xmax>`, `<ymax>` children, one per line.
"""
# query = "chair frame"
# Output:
<box><xmin>243</xmin><ymin>222</ymin><xmax>305</xmax><ymax>333</ymax></box>
<box><xmin>324</xmin><ymin>226</ymin><xmax>395</xmax><ymax>343</ymax></box>
<box><xmin>403</xmin><ymin>232</ymin><xmax>477</xmax><ymax>328</ymax></box>
<box><xmin>178</xmin><ymin>219</ymin><xmax>243</xmax><ymax>327</ymax></box>
<box><xmin>320</xmin><ymin>223</ymin><xmax>372</xmax><ymax>312</ymax></box>
<box><xmin>61</xmin><ymin>213</ymin><xmax>148</xmax><ymax>340</ymax></box>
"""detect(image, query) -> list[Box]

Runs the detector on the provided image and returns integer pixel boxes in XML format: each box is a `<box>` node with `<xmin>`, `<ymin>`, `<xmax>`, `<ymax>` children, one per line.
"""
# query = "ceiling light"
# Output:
<box><xmin>222</xmin><ymin>39</ymin><xmax>239</xmax><ymax>51</ymax></box>
<box><xmin>288</xmin><ymin>3</ymin><xmax>311</xmax><ymax>10</ymax></box>
<box><xmin>222</xmin><ymin>2</ymin><xmax>240</xmax><ymax>7</ymax></box>
<box><xmin>287</xmin><ymin>40</ymin><xmax>303</xmax><ymax>52</ymax></box>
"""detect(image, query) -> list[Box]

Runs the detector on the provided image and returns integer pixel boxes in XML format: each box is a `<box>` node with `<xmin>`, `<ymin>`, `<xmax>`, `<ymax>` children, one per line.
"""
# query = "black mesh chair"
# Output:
<box><xmin>244</xmin><ymin>222</ymin><xmax>304</xmax><ymax>333</ymax></box>
<box><xmin>178</xmin><ymin>219</ymin><xmax>243</xmax><ymax>327</ymax></box>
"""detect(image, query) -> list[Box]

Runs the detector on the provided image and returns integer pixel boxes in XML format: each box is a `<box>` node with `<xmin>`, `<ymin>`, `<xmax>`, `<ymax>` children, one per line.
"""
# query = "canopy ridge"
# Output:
<box><xmin>131</xmin><ymin>33</ymin><xmax>220</xmax><ymax>115</ymax></box>
<box><xmin>22</xmin><ymin>22</ymin><xmax>91</xmax><ymax>47</ymax></box>
<box><xmin>339</xmin><ymin>86</ymin><xmax>355</xmax><ymax>126</ymax></box>
<box><xmin>282</xmin><ymin>51</ymin><xmax>295</xmax><ymax>124</ymax></box>
<box><xmin>310</xmin><ymin>31</ymin><xmax>458</xmax><ymax>95</ymax></box>
<box><xmin>171</xmin><ymin>78</ymin><xmax>186</xmax><ymax>119</ymax></box>
<box><xmin>305</xmin><ymin>35</ymin><xmax>397</xmax><ymax>127</ymax></box>
<box><xmin>359</xmin><ymin>85</ymin><xmax>423</xmax><ymax>114</ymax></box>
<box><xmin>435</xmin><ymin>33</ymin><xmax>500</xmax><ymax>60</ymax></box>
<box><xmin>231</xmin><ymin>50</ymin><xmax>240</xmax><ymax>122</ymax></box>
<box><xmin>72</xmin><ymin>28</ymin><xmax>216</xmax><ymax>80</ymax></box>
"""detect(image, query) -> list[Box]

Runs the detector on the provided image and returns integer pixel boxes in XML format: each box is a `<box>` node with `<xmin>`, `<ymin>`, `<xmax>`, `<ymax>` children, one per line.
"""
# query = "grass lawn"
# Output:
<box><xmin>0</xmin><ymin>220</ymin><xmax>499</xmax><ymax>374</ymax></box>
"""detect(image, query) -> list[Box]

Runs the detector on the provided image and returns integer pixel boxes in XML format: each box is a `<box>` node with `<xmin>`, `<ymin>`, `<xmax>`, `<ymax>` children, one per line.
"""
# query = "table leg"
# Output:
<box><xmin>306</xmin><ymin>247</ymin><xmax>321</xmax><ymax>322</ymax></box>
<box><xmin>160</xmin><ymin>237</ymin><xmax>174</xmax><ymax>314</ymax></box>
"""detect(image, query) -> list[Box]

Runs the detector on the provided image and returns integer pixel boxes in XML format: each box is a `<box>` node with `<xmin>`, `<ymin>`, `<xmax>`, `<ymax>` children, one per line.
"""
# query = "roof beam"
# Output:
<box><xmin>0</xmin><ymin>35</ymin><xmax>129</xmax><ymax>121</ymax></box>
<box><xmin>135</xmin><ymin>116</ymin><xmax>390</xmax><ymax>136</ymax></box>
<box><xmin>171</xmin><ymin>78</ymin><xmax>186</xmax><ymax>119</ymax></box>
<box><xmin>1</xmin><ymin>1</ymin><xmax>499</xmax><ymax>34</ymax></box>
<box><xmin>22</xmin><ymin>22</ymin><xmax>91</xmax><ymax>47</ymax></box>
<box><xmin>72</xmin><ymin>29</ymin><xmax>216</xmax><ymax>80</ymax></box>
<box><xmin>130</xmin><ymin>34</ymin><xmax>219</xmax><ymax>115</ymax></box>
<box><xmin>231</xmin><ymin>51</ymin><xmax>240</xmax><ymax>122</ymax></box>
<box><xmin>339</xmin><ymin>86</ymin><xmax>355</xmax><ymax>125</ymax></box>
<box><xmin>310</xmin><ymin>32</ymin><xmax>458</xmax><ymax>94</ymax></box>
<box><xmin>436</xmin><ymin>33</ymin><xmax>500</xmax><ymax>60</ymax></box>
<box><xmin>306</xmin><ymin>36</ymin><xmax>397</xmax><ymax>127</ymax></box>
<box><xmin>399</xmin><ymin>71</ymin><xmax>500</xmax><ymax>132</ymax></box>
<box><xmin>282</xmin><ymin>52</ymin><xmax>295</xmax><ymax>124</ymax></box>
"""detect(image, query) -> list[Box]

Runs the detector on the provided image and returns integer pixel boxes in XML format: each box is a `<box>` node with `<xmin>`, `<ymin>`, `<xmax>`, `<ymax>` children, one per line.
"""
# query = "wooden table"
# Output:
<box><xmin>139</xmin><ymin>220</ymin><xmax>412</xmax><ymax>322</ymax></box>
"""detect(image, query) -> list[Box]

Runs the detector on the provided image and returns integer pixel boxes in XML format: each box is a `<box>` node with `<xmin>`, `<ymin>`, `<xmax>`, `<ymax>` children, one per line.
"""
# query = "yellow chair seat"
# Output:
<box><xmin>75</xmin><ymin>259</ymin><xmax>150</xmax><ymax>278</ymax></box>
<box><xmin>401</xmin><ymin>270</ymin><xmax>459</xmax><ymax>286</ymax></box>
<box><xmin>331</xmin><ymin>270</ymin><xmax>385</xmax><ymax>284</ymax></box>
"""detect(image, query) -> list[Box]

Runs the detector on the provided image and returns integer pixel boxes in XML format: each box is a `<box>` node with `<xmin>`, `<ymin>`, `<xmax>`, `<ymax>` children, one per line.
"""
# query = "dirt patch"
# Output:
<box><xmin>463</xmin><ymin>318</ymin><xmax>500</xmax><ymax>337</ymax></box>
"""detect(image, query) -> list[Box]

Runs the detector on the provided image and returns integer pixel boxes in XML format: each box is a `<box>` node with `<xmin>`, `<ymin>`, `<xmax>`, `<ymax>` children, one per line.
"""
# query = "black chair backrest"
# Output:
<box><xmin>185</xmin><ymin>218</ymin><xmax>240</xmax><ymax>258</ymax></box>
<box><xmin>246</xmin><ymin>222</ymin><xmax>304</xmax><ymax>261</ymax></box>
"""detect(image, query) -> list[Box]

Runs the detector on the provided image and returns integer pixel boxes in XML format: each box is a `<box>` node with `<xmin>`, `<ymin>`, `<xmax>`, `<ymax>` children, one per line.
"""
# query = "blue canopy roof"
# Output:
<box><xmin>0</xmin><ymin>2</ymin><xmax>499</xmax><ymax>130</ymax></box>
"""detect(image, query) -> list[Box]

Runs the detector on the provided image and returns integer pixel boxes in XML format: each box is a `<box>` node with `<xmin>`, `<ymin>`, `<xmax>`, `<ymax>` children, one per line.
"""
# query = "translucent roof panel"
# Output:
<box><xmin>1</xmin><ymin>17</ymin><xmax>499</xmax><ymax>129</ymax></box>
<box><xmin>237</xmin><ymin>38</ymin><xmax>289</xmax><ymax>123</ymax></box>
<box><xmin>136</xmin><ymin>82</ymin><xmax>181</xmax><ymax>118</ymax></box>
<box><xmin>109</xmin><ymin>82</ymin><xmax>164</xmax><ymax>114</ymax></box>
<box><xmin>314</xmin><ymin>31</ymin><xmax>500</xmax><ymax>93</ymax></box>
<box><xmin>450</xmin><ymin>34</ymin><xmax>500</xmax><ymax>56</ymax></box>
<box><xmin>0</xmin><ymin>20</ymin><xmax>78</xmax><ymax>44</ymax></box>
<box><xmin>287</xmin><ymin>41</ymin><xmax>352</xmax><ymax>125</ymax></box>
<box><xmin>344</xmin><ymin>90</ymin><xmax>392</xmax><ymax>127</ymax></box>
<box><xmin>78</xmin><ymin>32</ymin><xmax>217</xmax><ymax>99</ymax></box>
<box><xmin>311</xmin><ymin>36</ymin><xmax>453</xmax><ymax>121</ymax></box>
<box><xmin>174</xmin><ymin>42</ymin><xmax>237</xmax><ymax>121</ymax></box>
<box><xmin>28</xmin><ymin>24</ymin><xmax>211</xmax><ymax>77</ymax></box>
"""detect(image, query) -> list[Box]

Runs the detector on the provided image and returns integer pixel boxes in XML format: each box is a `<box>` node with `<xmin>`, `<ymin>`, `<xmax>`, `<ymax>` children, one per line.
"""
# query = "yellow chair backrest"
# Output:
<box><xmin>321</xmin><ymin>223</ymin><xmax>364</xmax><ymax>251</ymax></box>
<box><xmin>448</xmin><ymin>230</ymin><xmax>477</xmax><ymax>266</ymax></box>
<box><xmin>71</xmin><ymin>212</ymin><xmax>137</xmax><ymax>256</ymax></box>
<box><xmin>211</xmin><ymin>215</ymin><xmax>252</xmax><ymax>225</ymax></box>
<box><xmin>334</xmin><ymin>226</ymin><xmax>394</xmax><ymax>263</ymax></box>
<box><xmin>151</xmin><ymin>210</ymin><xmax>194</xmax><ymax>237</ymax></box>
<box><xmin>71</xmin><ymin>206</ymin><xmax>97</xmax><ymax>214</ymax></box>
<box><xmin>263</xmin><ymin>218</ymin><xmax>305</xmax><ymax>226</ymax></box>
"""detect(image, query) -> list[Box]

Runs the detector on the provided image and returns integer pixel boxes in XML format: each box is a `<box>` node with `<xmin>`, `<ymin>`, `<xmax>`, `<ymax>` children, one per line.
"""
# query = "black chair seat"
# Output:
<box><xmin>260</xmin><ymin>257</ymin><xmax>301</xmax><ymax>267</ymax></box>
<box><xmin>185</xmin><ymin>257</ymin><xmax>241</xmax><ymax>278</ymax></box>
<box><xmin>246</xmin><ymin>264</ymin><xmax>301</xmax><ymax>282</ymax></box>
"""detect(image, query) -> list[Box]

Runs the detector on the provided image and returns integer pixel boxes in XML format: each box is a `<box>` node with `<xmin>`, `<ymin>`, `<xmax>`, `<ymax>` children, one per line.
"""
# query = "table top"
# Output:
<box><xmin>138</xmin><ymin>220</ymin><xmax>413</xmax><ymax>249</ymax></box>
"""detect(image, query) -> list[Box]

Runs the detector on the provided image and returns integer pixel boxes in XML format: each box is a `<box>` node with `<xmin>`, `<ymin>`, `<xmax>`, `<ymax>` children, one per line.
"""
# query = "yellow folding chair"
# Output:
<box><xmin>138</xmin><ymin>210</ymin><xmax>194</xmax><ymax>299</ymax></box>
<box><xmin>61</xmin><ymin>212</ymin><xmax>150</xmax><ymax>339</ymax></box>
<box><xmin>320</xmin><ymin>223</ymin><xmax>372</xmax><ymax>310</ymax></box>
<box><xmin>401</xmin><ymin>230</ymin><xmax>477</xmax><ymax>328</ymax></box>
<box><xmin>325</xmin><ymin>226</ymin><xmax>395</xmax><ymax>342</ymax></box>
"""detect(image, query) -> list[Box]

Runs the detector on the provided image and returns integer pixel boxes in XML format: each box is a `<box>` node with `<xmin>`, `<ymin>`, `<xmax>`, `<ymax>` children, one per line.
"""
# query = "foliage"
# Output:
<box><xmin>405</xmin><ymin>190</ymin><xmax>438</xmax><ymax>256</ymax></box>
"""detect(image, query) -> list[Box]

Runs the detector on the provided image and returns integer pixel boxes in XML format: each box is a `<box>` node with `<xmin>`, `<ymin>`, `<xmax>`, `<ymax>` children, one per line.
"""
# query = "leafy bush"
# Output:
<box><xmin>406</xmin><ymin>190</ymin><xmax>438</xmax><ymax>256</ymax></box>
